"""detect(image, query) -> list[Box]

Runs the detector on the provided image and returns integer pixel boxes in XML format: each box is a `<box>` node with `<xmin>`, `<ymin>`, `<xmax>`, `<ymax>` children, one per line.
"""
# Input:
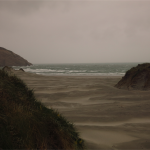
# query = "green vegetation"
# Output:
<box><xmin>0</xmin><ymin>70</ymin><xmax>85</xmax><ymax>149</ymax></box>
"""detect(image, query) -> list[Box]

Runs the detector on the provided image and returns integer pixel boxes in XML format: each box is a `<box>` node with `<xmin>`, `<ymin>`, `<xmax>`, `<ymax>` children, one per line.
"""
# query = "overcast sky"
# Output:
<box><xmin>0</xmin><ymin>0</ymin><xmax>150</xmax><ymax>64</ymax></box>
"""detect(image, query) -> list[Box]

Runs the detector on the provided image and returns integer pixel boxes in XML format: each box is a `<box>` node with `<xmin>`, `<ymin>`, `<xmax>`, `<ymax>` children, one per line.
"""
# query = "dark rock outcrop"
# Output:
<box><xmin>115</xmin><ymin>63</ymin><xmax>150</xmax><ymax>90</ymax></box>
<box><xmin>19</xmin><ymin>68</ymin><xmax>25</xmax><ymax>72</ymax></box>
<box><xmin>0</xmin><ymin>47</ymin><xmax>32</xmax><ymax>67</ymax></box>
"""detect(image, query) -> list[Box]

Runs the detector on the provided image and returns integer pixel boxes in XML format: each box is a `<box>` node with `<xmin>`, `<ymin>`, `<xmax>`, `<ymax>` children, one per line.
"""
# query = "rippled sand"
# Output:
<box><xmin>14</xmin><ymin>71</ymin><xmax>150</xmax><ymax>150</ymax></box>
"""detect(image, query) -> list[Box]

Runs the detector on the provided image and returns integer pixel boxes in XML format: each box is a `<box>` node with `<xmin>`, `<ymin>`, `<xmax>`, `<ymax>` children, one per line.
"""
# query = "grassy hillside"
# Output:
<box><xmin>0</xmin><ymin>70</ymin><xmax>85</xmax><ymax>149</ymax></box>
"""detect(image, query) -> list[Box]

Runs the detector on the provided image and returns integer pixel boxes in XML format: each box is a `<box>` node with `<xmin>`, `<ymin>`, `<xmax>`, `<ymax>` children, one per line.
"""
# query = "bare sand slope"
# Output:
<box><xmin>14</xmin><ymin>71</ymin><xmax>150</xmax><ymax>150</ymax></box>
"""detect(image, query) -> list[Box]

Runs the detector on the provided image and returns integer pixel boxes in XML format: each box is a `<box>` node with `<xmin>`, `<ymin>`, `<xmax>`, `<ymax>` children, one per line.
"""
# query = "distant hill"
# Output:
<box><xmin>0</xmin><ymin>47</ymin><xmax>32</xmax><ymax>66</ymax></box>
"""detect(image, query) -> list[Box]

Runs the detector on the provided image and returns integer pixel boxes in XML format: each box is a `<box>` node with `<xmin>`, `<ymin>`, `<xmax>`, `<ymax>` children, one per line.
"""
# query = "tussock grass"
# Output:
<box><xmin>0</xmin><ymin>70</ymin><xmax>85</xmax><ymax>149</ymax></box>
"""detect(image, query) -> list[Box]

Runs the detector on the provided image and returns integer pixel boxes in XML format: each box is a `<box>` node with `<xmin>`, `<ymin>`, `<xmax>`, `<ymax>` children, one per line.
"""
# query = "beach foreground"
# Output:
<box><xmin>14</xmin><ymin>71</ymin><xmax>150</xmax><ymax>149</ymax></box>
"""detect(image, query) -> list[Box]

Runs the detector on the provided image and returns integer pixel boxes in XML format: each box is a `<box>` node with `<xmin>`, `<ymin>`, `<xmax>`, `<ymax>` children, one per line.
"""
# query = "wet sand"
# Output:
<box><xmin>14</xmin><ymin>71</ymin><xmax>150</xmax><ymax>150</ymax></box>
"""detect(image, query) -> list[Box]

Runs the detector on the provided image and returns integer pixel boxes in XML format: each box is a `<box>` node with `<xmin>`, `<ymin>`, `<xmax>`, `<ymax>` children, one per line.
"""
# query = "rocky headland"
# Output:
<box><xmin>0</xmin><ymin>47</ymin><xmax>32</xmax><ymax>67</ymax></box>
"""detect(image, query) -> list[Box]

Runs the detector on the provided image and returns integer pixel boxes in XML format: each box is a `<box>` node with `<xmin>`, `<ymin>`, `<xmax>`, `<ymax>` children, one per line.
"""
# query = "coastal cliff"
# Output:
<box><xmin>0</xmin><ymin>47</ymin><xmax>32</xmax><ymax>66</ymax></box>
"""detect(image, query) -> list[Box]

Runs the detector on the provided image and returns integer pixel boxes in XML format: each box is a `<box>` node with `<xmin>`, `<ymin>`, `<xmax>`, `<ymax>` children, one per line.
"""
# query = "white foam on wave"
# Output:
<box><xmin>90</xmin><ymin>71</ymin><xmax>97</xmax><ymax>72</ymax></box>
<box><xmin>22</xmin><ymin>64</ymin><xmax>129</xmax><ymax>76</ymax></box>
<box><xmin>56</xmin><ymin>70</ymin><xmax>65</xmax><ymax>72</ymax></box>
<box><xmin>25</xmin><ymin>68</ymin><xmax>59</xmax><ymax>73</ymax></box>
<box><xmin>68</xmin><ymin>70</ymin><xmax>87</xmax><ymax>73</ymax></box>
<box><xmin>30</xmin><ymin>72</ymin><xmax>125</xmax><ymax>76</ymax></box>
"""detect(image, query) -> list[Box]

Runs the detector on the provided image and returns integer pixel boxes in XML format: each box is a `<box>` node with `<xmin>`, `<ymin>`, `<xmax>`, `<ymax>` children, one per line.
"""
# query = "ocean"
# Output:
<box><xmin>11</xmin><ymin>63</ymin><xmax>142</xmax><ymax>76</ymax></box>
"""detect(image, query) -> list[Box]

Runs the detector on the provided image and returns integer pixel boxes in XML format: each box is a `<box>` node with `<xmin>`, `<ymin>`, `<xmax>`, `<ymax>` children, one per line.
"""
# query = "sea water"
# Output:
<box><xmin>11</xmin><ymin>63</ymin><xmax>143</xmax><ymax>76</ymax></box>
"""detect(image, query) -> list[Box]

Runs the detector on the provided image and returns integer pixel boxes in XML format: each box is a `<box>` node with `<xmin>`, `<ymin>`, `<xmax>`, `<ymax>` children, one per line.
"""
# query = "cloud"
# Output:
<box><xmin>0</xmin><ymin>0</ymin><xmax>150</xmax><ymax>63</ymax></box>
<box><xmin>0</xmin><ymin>0</ymin><xmax>45</xmax><ymax>15</ymax></box>
<box><xmin>0</xmin><ymin>0</ymin><xmax>74</xmax><ymax>15</ymax></box>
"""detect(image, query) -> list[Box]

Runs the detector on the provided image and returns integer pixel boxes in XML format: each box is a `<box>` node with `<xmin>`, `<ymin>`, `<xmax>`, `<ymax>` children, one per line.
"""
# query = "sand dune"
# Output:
<box><xmin>14</xmin><ymin>71</ymin><xmax>150</xmax><ymax>149</ymax></box>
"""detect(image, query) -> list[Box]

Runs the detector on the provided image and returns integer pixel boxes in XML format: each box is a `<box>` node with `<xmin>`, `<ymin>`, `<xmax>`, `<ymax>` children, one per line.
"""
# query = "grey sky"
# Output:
<box><xmin>0</xmin><ymin>0</ymin><xmax>150</xmax><ymax>64</ymax></box>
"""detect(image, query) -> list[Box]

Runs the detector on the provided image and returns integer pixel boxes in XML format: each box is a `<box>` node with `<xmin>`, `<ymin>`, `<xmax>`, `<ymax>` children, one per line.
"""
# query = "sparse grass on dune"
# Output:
<box><xmin>115</xmin><ymin>63</ymin><xmax>150</xmax><ymax>90</ymax></box>
<box><xmin>0</xmin><ymin>70</ymin><xmax>85</xmax><ymax>149</ymax></box>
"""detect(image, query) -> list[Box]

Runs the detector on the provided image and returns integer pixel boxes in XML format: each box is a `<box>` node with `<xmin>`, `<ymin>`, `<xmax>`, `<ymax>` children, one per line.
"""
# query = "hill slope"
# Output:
<box><xmin>0</xmin><ymin>70</ymin><xmax>85</xmax><ymax>149</ymax></box>
<box><xmin>0</xmin><ymin>47</ymin><xmax>32</xmax><ymax>66</ymax></box>
<box><xmin>115</xmin><ymin>63</ymin><xmax>150</xmax><ymax>90</ymax></box>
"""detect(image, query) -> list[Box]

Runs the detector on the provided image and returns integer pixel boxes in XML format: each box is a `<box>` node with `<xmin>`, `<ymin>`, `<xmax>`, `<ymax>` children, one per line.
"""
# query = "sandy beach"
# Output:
<box><xmin>14</xmin><ymin>71</ymin><xmax>150</xmax><ymax>150</ymax></box>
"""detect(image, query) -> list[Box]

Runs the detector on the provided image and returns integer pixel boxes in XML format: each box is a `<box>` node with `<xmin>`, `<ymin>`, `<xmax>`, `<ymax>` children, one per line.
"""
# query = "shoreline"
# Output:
<box><xmin>35</xmin><ymin>72</ymin><xmax>124</xmax><ymax>77</ymax></box>
<box><xmin>13</xmin><ymin>70</ymin><xmax>124</xmax><ymax>78</ymax></box>
<box><xmin>9</xmin><ymin>71</ymin><xmax>150</xmax><ymax>149</ymax></box>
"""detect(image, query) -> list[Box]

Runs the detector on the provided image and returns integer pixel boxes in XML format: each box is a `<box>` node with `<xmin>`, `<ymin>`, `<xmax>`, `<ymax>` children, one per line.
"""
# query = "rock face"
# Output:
<box><xmin>115</xmin><ymin>63</ymin><xmax>150</xmax><ymax>90</ymax></box>
<box><xmin>0</xmin><ymin>47</ymin><xmax>32</xmax><ymax>67</ymax></box>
